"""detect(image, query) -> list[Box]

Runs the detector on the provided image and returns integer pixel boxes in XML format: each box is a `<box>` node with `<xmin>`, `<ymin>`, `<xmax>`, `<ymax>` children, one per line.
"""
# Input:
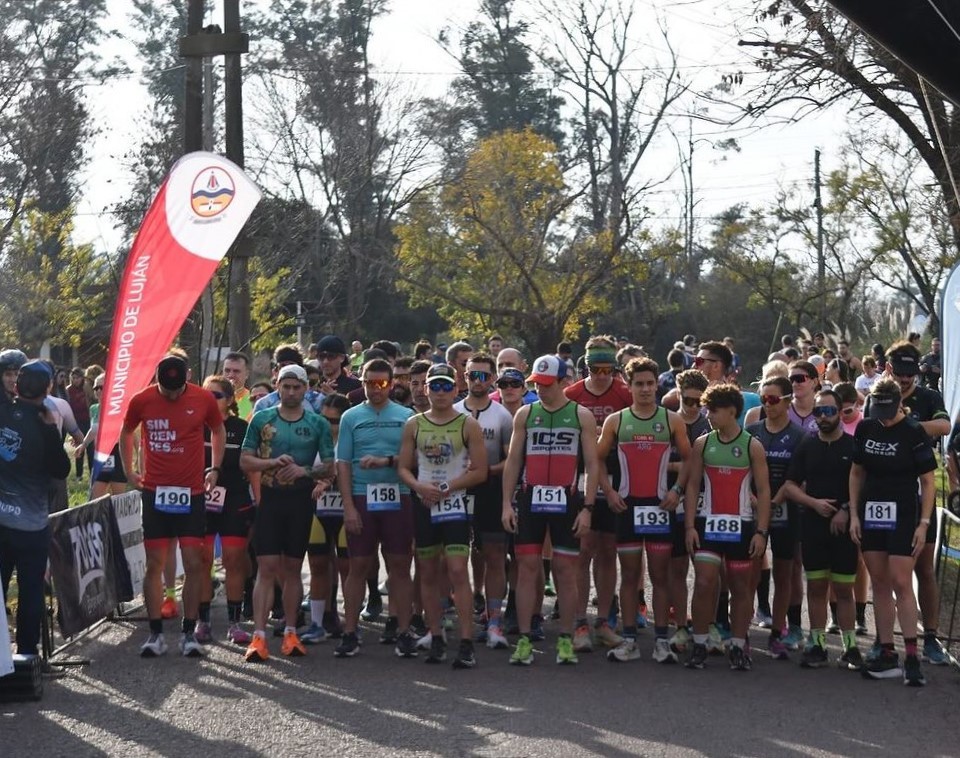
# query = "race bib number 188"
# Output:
<box><xmin>705</xmin><ymin>515</ymin><xmax>741</xmax><ymax>542</ymax></box>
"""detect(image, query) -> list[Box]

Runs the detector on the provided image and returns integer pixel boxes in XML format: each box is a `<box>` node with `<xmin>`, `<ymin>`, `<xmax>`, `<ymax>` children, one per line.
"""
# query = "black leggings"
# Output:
<box><xmin>1</xmin><ymin>524</ymin><xmax>50</xmax><ymax>655</ymax></box>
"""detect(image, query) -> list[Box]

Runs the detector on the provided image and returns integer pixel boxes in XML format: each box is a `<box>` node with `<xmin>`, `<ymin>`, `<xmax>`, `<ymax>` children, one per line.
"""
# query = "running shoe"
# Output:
<box><xmin>487</xmin><ymin>622</ymin><xmax>509</xmax><ymax>650</ymax></box>
<box><xmin>378</xmin><ymin>580</ymin><xmax>389</xmax><ymax>595</ymax></box>
<box><xmin>636</xmin><ymin>603</ymin><xmax>649</xmax><ymax>629</ymax></box>
<box><xmin>717</xmin><ymin>622</ymin><xmax>732</xmax><ymax>641</ymax></box>
<box><xmin>923</xmin><ymin>636</ymin><xmax>950</xmax><ymax>666</ymax></box>
<box><xmin>608</xmin><ymin>595</ymin><xmax>619</xmax><ymax>630</ymax></box>
<box><xmin>322</xmin><ymin>611</ymin><xmax>343</xmax><ymax>639</ymax></box>
<box><xmin>503</xmin><ymin>609</ymin><xmax>520</xmax><ymax>635</ymax></box>
<box><xmin>544</xmin><ymin>578</ymin><xmax>556</xmax><ymax>597</ymax></box>
<box><xmin>729</xmin><ymin>644</ymin><xmax>752</xmax><ymax>671</ymax></box>
<box><xmin>416</xmin><ymin>630</ymin><xmax>442</xmax><ymax>650</ymax></box>
<box><xmin>425</xmin><ymin>634</ymin><xmax>447</xmax><ymax>663</ymax></box>
<box><xmin>686</xmin><ymin>643</ymin><xmax>708</xmax><ymax>669</ymax></box>
<box><xmin>781</xmin><ymin>624</ymin><xmax>804</xmax><ymax>651</ymax></box>
<box><xmin>903</xmin><ymin>654</ymin><xmax>926</xmax><ymax>687</ymax></box>
<box><xmin>855</xmin><ymin>621</ymin><xmax>869</xmax><ymax>636</ymax></box>
<box><xmin>607</xmin><ymin>638</ymin><xmax>641</xmax><ymax>663</ymax></box>
<box><xmin>281</xmin><ymin>630</ymin><xmax>306</xmax><ymax>657</ymax></box>
<box><xmin>301</xmin><ymin>622</ymin><xmax>328</xmax><ymax>644</ymax></box>
<box><xmin>160</xmin><ymin>596</ymin><xmax>178</xmax><ymax>620</ymax></box>
<box><xmin>244</xmin><ymin>634</ymin><xmax>270</xmax><ymax>662</ymax></box>
<box><xmin>865</xmin><ymin>639</ymin><xmax>882</xmax><ymax>663</ymax></box>
<box><xmin>707</xmin><ymin>624</ymin><xmax>725</xmax><ymax>655</ymax></box>
<box><xmin>827</xmin><ymin>618</ymin><xmax>840</xmax><ymax>634</ymax></box>
<box><xmin>361</xmin><ymin>593</ymin><xmax>383</xmax><ymax>621</ymax></box>
<box><xmin>194</xmin><ymin>621</ymin><xmax>212</xmax><ymax>644</ymax></box>
<box><xmin>838</xmin><ymin>646</ymin><xmax>864</xmax><ymax>671</ymax></box>
<box><xmin>409</xmin><ymin>614</ymin><xmax>428</xmax><ymax>640</ymax></box>
<box><xmin>180</xmin><ymin>633</ymin><xmax>206</xmax><ymax>658</ymax></box>
<box><xmin>670</xmin><ymin>627</ymin><xmax>690</xmax><ymax>656</ymax></box>
<box><xmin>475</xmin><ymin>620</ymin><xmax>489</xmax><ymax>644</ymax></box>
<box><xmin>652</xmin><ymin>638</ymin><xmax>678</xmax><ymax>664</ymax></box>
<box><xmin>572</xmin><ymin>623</ymin><xmax>593</xmax><ymax>653</ymax></box>
<box><xmin>140</xmin><ymin>633</ymin><xmax>167</xmax><ymax>658</ymax></box>
<box><xmin>861</xmin><ymin>651</ymin><xmax>902</xmax><ymax>680</ymax></box>
<box><xmin>380</xmin><ymin>616</ymin><xmax>399</xmax><ymax>645</ymax></box>
<box><xmin>556</xmin><ymin>635</ymin><xmax>579</xmax><ymax>665</ymax></box>
<box><xmin>767</xmin><ymin>636</ymin><xmax>789</xmax><ymax>661</ymax></box>
<box><xmin>473</xmin><ymin>592</ymin><xmax>486</xmax><ymax>618</ymax></box>
<box><xmin>594</xmin><ymin>620</ymin><xmax>623</xmax><ymax>649</ymax></box>
<box><xmin>226</xmin><ymin>623</ymin><xmax>251</xmax><ymax>646</ymax></box>
<box><xmin>510</xmin><ymin>635</ymin><xmax>534</xmax><ymax>666</ymax></box>
<box><xmin>800</xmin><ymin>644</ymin><xmax>828</xmax><ymax>669</ymax></box>
<box><xmin>529</xmin><ymin>614</ymin><xmax>546</xmax><ymax>642</ymax></box>
<box><xmin>453</xmin><ymin>639</ymin><xmax>477</xmax><ymax>669</ymax></box>
<box><xmin>752</xmin><ymin>609</ymin><xmax>773</xmax><ymax>628</ymax></box>
<box><xmin>334</xmin><ymin>632</ymin><xmax>360</xmax><ymax>658</ymax></box>
<box><xmin>395</xmin><ymin>631</ymin><xmax>418</xmax><ymax>658</ymax></box>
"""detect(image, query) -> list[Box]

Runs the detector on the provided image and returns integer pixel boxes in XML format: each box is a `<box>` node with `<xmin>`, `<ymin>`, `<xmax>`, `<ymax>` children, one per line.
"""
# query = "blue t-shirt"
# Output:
<box><xmin>336</xmin><ymin>400</ymin><xmax>413</xmax><ymax>495</ymax></box>
<box><xmin>739</xmin><ymin>391</ymin><xmax>761</xmax><ymax>427</ymax></box>
<box><xmin>253</xmin><ymin>388</ymin><xmax>324</xmax><ymax>415</ymax></box>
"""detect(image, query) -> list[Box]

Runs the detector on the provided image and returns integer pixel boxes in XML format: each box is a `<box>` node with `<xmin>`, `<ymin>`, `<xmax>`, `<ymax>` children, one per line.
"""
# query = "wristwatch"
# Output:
<box><xmin>438</xmin><ymin>481</ymin><xmax>450</xmax><ymax>494</ymax></box>
<box><xmin>756</xmin><ymin>528</ymin><xmax>769</xmax><ymax>538</ymax></box>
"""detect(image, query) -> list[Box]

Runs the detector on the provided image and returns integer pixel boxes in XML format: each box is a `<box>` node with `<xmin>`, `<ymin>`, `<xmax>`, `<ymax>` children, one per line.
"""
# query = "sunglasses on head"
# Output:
<box><xmin>498</xmin><ymin>380</ymin><xmax>524</xmax><ymax>389</ymax></box>
<box><xmin>589</xmin><ymin>365</ymin><xmax>614</xmax><ymax>376</ymax></box>
<box><xmin>428</xmin><ymin>380</ymin><xmax>456</xmax><ymax>392</ymax></box>
<box><xmin>812</xmin><ymin>405</ymin><xmax>839</xmax><ymax>418</ymax></box>
<box><xmin>363</xmin><ymin>378</ymin><xmax>391</xmax><ymax>390</ymax></box>
<box><xmin>789</xmin><ymin>374</ymin><xmax>810</xmax><ymax>384</ymax></box>
<box><xmin>468</xmin><ymin>370</ymin><xmax>491</xmax><ymax>382</ymax></box>
<box><xmin>681</xmin><ymin>395</ymin><xmax>701</xmax><ymax>407</ymax></box>
<box><xmin>761</xmin><ymin>394</ymin><xmax>791</xmax><ymax>406</ymax></box>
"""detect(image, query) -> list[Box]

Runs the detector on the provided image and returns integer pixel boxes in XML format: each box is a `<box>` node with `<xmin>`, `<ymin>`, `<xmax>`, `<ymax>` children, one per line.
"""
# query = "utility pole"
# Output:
<box><xmin>180</xmin><ymin>0</ymin><xmax>252</xmax><ymax>354</ymax></box>
<box><xmin>814</xmin><ymin>148</ymin><xmax>825</xmax><ymax>330</ymax></box>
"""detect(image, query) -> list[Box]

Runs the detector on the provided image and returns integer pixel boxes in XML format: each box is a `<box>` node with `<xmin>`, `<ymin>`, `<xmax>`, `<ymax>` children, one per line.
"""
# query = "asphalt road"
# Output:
<box><xmin>4</xmin><ymin>580</ymin><xmax>959</xmax><ymax>758</ymax></box>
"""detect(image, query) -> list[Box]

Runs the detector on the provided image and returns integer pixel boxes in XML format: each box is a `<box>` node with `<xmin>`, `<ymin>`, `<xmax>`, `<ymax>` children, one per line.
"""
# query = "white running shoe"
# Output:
<box><xmin>179</xmin><ymin>632</ymin><xmax>207</xmax><ymax>657</ymax></box>
<box><xmin>140</xmin><ymin>633</ymin><xmax>167</xmax><ymax>657</ymax></box>
<box><xmin>486</xmin><ymin>624</ymin><xmax>509</xmax><ymax>650</ymax></box>
<box><xmin>652</xmin><ymin>637</ymin><xmax>678</xmax><ymax>664</ymax></box>
<box><xmin>607</xmin><ymin>638</ymin><xmax>641</xmax><ymax>662</ymax></box>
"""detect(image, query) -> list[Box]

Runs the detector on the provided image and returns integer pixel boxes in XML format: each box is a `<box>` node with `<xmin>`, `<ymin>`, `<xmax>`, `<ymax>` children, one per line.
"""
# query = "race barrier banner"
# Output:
<box><xmin>93</xmin><ymin>151</ymin><xmax>261</xmax><ymax>475</ymax></box>
<box><xmin>941</xmin><ymin>261</ymin><xmax>960</xmax><ymax>428</ymax></box>
<box><xmin>47</xmin><ymin>496</ymin><xmax>133</xmax><ymax>638</ymax></box>
<box><xmin>111</xmin><ymin>491</ymin><xmax>146</xmax><ymax>598</ymax></box>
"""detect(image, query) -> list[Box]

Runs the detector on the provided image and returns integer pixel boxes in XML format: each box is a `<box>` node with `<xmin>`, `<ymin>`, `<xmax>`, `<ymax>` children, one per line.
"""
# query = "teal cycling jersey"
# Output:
<box><xmin>242</xmin><ymin>406</ymin><xmax>334</xmax><ymax>490</ymax></box>
<box><xmin>336</xmin><ymin>400</ymin><xmax>413</xmax><ymax>495</ymax></box>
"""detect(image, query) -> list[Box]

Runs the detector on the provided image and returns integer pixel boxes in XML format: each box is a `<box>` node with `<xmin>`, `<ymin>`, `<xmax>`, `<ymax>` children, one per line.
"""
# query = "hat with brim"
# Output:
<box><xmin>427</xmin><ymin>364</ymin><xmax>457</xmax><ymax>386</ymax></box>
<box><xmin>277</xmin><ymin>364</ymin><xmax>308</xmax><ymax>384</ymax></box>
<box><xmin>528</xmin><ymin>355</ymin><xmax>565</xmax><ymax>385</ymax></box>
<box><xmin>890</xmin><ymin>356</ymin><xmax>919</xmax><ymax>376</ymax></box>
<box><xmin>869</xmin><ymin>394</ymin><xmax>900</xmax><ymax>421</ymax></box>
<box><xmin>157</xmin><ymin>356</ymin><xmax>187</xmax><ymax>391</ymax></box>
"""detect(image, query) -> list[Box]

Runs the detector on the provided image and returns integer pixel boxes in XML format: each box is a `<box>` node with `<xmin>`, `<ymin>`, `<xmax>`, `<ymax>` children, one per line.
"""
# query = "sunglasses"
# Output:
<box><xmin>760</xmin><ymin>394</ymin><xmax>791</xmax><ymax>405</ymax></box>
<box><xmin>589</xmin><ymin>365</ymin><xmax>614</xmax><ymax>376</ymax></box>
<box><xmin>468</xmin><ymin>370</ymin><xmax>491</xmax><ymax>382</ymax></box>
<box><xmin>498</xmin><ymin>380</ymin><xmax>524</xmax><ymax>389</ymax></box>
<box><xmin>694</xmin><ymin>356</ymin><xmax>720</xmax><ymax>368</ymax></box>
<box><xmin>841</xmin><ymin>407</ymin><xmax>857</xmax><ymax>416</ymax></box>
<box><xmin>210</xmin><ymin>390</ymin><xmax>226</xmax><ymax>399</ymax></box>
<box><xmin>363</xmin><ymin>378</ymin><xmax>391</xmax><ymax>390</ymax></box>
<box><xmin>812</xmin><ymin>406</ymin><xmax>839</xmax><ymax>418</ymax></box>
<box><xmin>789</xmin><ymin>375</ymin><xmax>810</xmax><ymax>384</ymax></box>
<box><xmin>428</xmin><ymin>380</ymin><xmax>456</xmax><ymax>392</ymax></box>
<box><xmin>681</xmin><ymin>396</ymin><xmax>701</xmax><ymax>407</ymax></box>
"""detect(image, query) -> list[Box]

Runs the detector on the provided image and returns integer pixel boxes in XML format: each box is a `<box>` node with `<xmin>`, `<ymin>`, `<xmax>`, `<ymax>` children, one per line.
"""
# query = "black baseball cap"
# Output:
<box><xmin>157</xmin><ymin>355</ymin><xmax>187</xmax><ymax>391</ymax></box>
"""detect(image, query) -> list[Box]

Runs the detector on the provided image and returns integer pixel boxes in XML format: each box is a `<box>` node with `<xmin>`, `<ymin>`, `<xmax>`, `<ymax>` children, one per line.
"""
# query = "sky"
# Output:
<box><xmin>74</xmin><ymin>0</ymin><xmax>848</xmax><ymax>254</ymax></box>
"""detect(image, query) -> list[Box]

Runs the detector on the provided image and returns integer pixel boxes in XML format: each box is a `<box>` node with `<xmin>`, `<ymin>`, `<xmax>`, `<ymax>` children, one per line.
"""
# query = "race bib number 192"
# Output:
<box><xmin>205</xmin><ymin>486</ymin><xmax>226</xmax><ymax>513</ymax></box>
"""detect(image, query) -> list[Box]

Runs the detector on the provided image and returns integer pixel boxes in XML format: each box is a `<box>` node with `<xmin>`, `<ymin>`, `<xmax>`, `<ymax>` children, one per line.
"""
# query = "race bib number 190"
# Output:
<box><xmin>367</xmin><ymin>483</ymin><xmax>401</xmax><ymax>512</ymax></box>
<box><xmin>155</xmin><ymin>485</ymin><xmax>191</xmax><ymax>514</ymax></box>
<box><xmin>531</xmin><ymin>485</ymin><xmax>566</xmax><ymax>514</ymax></box>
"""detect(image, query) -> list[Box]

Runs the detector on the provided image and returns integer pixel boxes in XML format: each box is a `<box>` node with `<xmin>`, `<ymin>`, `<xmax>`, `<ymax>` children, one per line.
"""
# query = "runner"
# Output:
<box><xmin>850</xmin><ymin>378</ymin><xmax>937</xmax><ymax>686</ymax></box>
<box><xmin>563</xmin><ymin>335</ymin><xmax>630</xmax><ymax>652</ymax></box>
<box><xmin>315</xmin><ymin>335</ymin><xmax>362</xmax><ymax>396</ymax></box>
<box><xmin>684</xmin><ymin>383</ymin><xmax>771</xmax><ymax>671</ymax></box>
<box><xmin>121</xmin><ymin>354</ymin><xmax>225</xmax><ymax>658</ymax></box>
<box><xmin>253</xmin><ymin>344</ymin><xmax>324</xmax><ymax>414</ymax></box>
<box><xmin>787</xmin><ymin>361</ymin><xmax>820</xmax><ymax>434</ymax></box>
<box><xmin>196</xmin><ymin>375</ymin><xmax>254</xmax><ymax>646</ymax></box>
<box><xmin>597</xmin><ymin>358</ymin><xmax>690</xmax><ymax>663</ymax></box>
<box><xmin>781</xmin><ymin>388</ymin><xmax>862</xmax><ymax>669</ymax></box>
<box><xmin>746</xmin><ymin>377</ymin><xmax>807</xmax><ymax>660</ymax></box>
<box><xmin>221</xmin><ymin>352</ymin><xmax>253</xmax><ymax>419</ymax></box>
<box><xmin>502</xmin><ymin>355</ymin><xmax>599</xmax><ymax>665</ymax></box>
<box><xmin>239</xmin><ymin>365</ymin><xmax>335</xmax><ymax>661</ymax></box>
<box><xmin>334</xmin><ymin>358</ymin><xmax>417</xmax><ymax>658</ymax></box>
<box><xmin>398</xmin><ymin>364</ymin><xmax>488</xmax><ymax>667</ymax></box>
<box><xmin>454</xmin><ymin>354</ymin><xmax>513</xmax><ymax>649</ymax></box>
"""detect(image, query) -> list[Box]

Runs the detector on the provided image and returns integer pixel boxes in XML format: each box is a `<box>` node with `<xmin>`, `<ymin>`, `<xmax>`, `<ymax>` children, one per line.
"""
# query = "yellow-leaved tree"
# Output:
<box><xmin>395</xmin><ymin>129</ymin><xmax>626</xmax><ymax>354</ymax></box>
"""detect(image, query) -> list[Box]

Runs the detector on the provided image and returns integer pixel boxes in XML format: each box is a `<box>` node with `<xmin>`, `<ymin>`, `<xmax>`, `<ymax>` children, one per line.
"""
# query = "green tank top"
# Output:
<box><xmin>415</xmin><ymin>413</ymin><xmax>469</xmax><ymax>485</ymax></box>
<box><xmin>701</xmin><ymin>428</ymin><xmax>754</xmax><ymax>518</ymax></box>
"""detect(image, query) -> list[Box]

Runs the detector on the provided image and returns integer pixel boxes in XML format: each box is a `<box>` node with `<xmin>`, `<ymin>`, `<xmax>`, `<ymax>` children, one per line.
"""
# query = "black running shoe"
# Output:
<box><xmin>729</xmin><ymin>644</ymin><xmax>752</xmax><ymax>671</ymax></box>
<box><xmin>395</xmin><ymin>631</ymin><xmax>418</xmax><ymax>658</ymax></box>
<box><xmin>322</xmin><ymin>610</ymin><xmax>343</xmax><ymax>639</ymax></box>
<box><xmin>334</xmin><ymin>632</ymin><xmax>360</xmax><ymax>658</ymax></box>
<box><xmin>800</xmin><ymin>644</ymin><xmax>829</xmax><ymax>669</ymax></box>
<box><xmin>361</xmin><ymin>593</ymin><xmax>383</xmax><ymax>622</ymax></box>
<box><xmin>861</xmin><ymin>651</ymin><xmax>901</xmax><ymax>680</ymax></box>
<box><xmin>686</xmin><ymin>643</ymin><xmax>708</xmax><ymax>670</ymax></box>
<box><xmin>473</xmin><ymin>592</ymin><xmax>486</xmax><ymax>619</ymax></box>
<box><xmin>425</xmin><ymin>634</ymin><xmax>447</xmax><ymax>663</ymax></box>
<box><xmin>409</xmin><ymin>613</ymin><xmax>428</xmax><ymax>639</ymax></box>
<box><xmin>453</xmin><ymin>639</ymin><xmax>477</xmax><ymax>669</ymax></box>
<box><xmin>838</xmin><ymin>647</ymin><xmax>864</xmax><ymax>671</ymax></box>
<box><xmin>903</xmin><ymin>654</ymin><xmax>926</xmax><ymax>687</ymax></box>
<box><xmin>380</xmin><ymin>615</ymin><xmax>399</xmax><ymax>644</ymax></box>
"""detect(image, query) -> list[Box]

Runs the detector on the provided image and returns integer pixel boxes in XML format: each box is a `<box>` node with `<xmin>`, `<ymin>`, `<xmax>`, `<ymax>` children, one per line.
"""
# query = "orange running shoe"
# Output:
<box><xmin>244</xmin><ymin>634</ymin><xmax>270</xmax><ymax>662</ymax></box>
<box><xmin>160</xmin><ymin>596</ymin><xmax>179</xmax><ymax>619</ymax></box>
<box><xmin>281</xmin><ymin>630</ymin><xmax>306</xmax><ymax>657</ymax></box>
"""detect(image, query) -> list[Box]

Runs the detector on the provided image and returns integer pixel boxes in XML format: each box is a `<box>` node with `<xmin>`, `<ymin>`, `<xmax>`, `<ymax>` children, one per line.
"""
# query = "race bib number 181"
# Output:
<box><xmin>864</xmin><ymin>501</ymin><xmax>896</xmax><ymax>531</ymax></box>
